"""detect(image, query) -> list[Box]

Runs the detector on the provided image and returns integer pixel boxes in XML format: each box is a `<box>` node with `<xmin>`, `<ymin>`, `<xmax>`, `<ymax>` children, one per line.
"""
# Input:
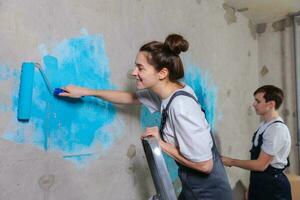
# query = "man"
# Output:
<box><xmin>222</xmin><ymin>85</ymin><xmax>292</xmax><ymax>200</ymax></box>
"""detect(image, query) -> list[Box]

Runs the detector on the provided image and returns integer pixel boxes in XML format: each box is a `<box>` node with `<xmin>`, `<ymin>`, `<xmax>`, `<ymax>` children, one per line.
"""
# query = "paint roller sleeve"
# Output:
<box><xmin>17</xmin><ymin>62</ymin><xmax>35</xmax><ymax>121</ymax></box>
<box><xmin>17</xmin><ymin>62</ymin><xmax>69</xmax><ymax>122</ymax></box>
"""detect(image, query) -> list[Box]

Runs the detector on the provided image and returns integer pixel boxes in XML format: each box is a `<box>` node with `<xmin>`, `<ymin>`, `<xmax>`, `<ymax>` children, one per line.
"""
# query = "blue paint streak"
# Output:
<box><xmin>3</xmin><ymin>129</ymin><xmax>25</xmax><ymax>143</ymax></box>
<box><xmin>163</xmin><ymin>153</ymin><xmax>179</xmax><ymax>182</ymax></box>
<box><xmin>140</xmin><ymin>106</ymin><xmax>161</xmax><ymax>129</ymax></box>
<box><xmin>63</xmin><ymin>153</ymin><xmax>98</xmax><ymax>166</ymax></box>
<box><xmin>0</xmin><ymin>65</ymin><xmax>13</xmax><ymax>81</ymax></box>
<box><xmin>184</xmin><ymin>65</ymin><xmax>217</xmax><ymax>129</ymax></box>
<box><xmin>2</xmin><ymin>31</ymin><xmax>119</xmax><ymax>165</ymax></box>
<box><xmin>0</xmin><ymin>66</ymin><xmax>19</xmax><ymax>112</ymax></box>
<box><xmin>0</xmin><ymin>64</ymin><xmax>19</xmax><ymax>84</ymax></box>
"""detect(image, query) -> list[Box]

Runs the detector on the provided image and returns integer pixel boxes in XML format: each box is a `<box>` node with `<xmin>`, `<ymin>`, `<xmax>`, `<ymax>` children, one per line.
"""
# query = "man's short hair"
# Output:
<box><xmin>254</xmin><ymin>85</ymin><xmax>284</xmax><ymax>110</ymax></box>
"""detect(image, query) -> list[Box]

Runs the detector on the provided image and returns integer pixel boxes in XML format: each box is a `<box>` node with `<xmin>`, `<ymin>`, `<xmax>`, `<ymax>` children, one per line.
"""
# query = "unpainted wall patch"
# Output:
<box><xmin>260</xmin><ymin>65</ymin><xmax>269</xmax><ymax>76</ymax></box>
<box><xmin>256</xmin><ymin>23</ymin><xmax>266</xmax><ymax>34</ymax></box>
<box><xmin>282</xmin><ymin>109</ymin><xmax>290</xmax><ymax>117</ymax></box>
<box><xmin>195</xmin><ymin>0</ymin><xmax>201</xmax><ymax>4</ymax></box>
<box><xmin>247</xmin><ymin>106</ymin><xmax>253</xmax><ymax>116</ymax></box>
<box><xmin>128</xmin><ymin>164</ymin><xmax>137</xmax><ymax>173</ymax></box>
<box><xmin>38</xmin><ymin>174</ymin><xmax>55</xmax><ymax>191</ymax></box>
<box><xmin>223</xmin><ymin>3</ymin><xmax>237</xmax><ymax>25</ymax></box>
<box><xmin>285</xmin><ymin>18</ymin><xmax>292</xmax><ymax>27</ymax></box>
<box><xmin>248</xmin><ymin>20</ymin><xmax>257</xmax><ymax>40</ymax></box>
<box><xmin>272</xmin><ymin>19</ymin><xmax>285</xmax><ymax>31</ymax></box>
<box><xmin>127</xmin><ymin>144</ymin><xmax>136</xmax><ymax>159</ymax></box>
<box><xmin>272</xmin><ymin>18</ymin><xmax>291</xmax><ymax>32</ymax></box>
<box><xmin>226</xmin><ymin>89</ymin><xmax>231</xmax><ymax>97</ymax></box>
<box><xmin>237</xmin><ymin>7</ymin><xmax>248</xmax><ymax>12</ymax></box>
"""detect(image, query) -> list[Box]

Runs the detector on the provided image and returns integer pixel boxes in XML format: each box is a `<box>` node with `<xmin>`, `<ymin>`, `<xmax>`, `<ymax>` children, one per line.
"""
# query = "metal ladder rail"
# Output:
<box><xmin>142</xmin><ymin>137</ymin><xmax>177</xmax><ymax>200</ymax></box>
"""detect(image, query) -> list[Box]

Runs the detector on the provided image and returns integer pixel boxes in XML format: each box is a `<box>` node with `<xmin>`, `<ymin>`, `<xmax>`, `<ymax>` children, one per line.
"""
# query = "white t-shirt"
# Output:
<box><xmin>136</xmin><ymin>85</ymin><xmax>213</xmax><ymax>162</ymax></box>
<box><xmin>253</xmin><ymin>117</ymin><xmax>291</xmax><ymax>169</ymax></box>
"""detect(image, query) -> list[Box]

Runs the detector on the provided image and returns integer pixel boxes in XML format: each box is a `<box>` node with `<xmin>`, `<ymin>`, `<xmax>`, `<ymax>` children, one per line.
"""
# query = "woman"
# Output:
<box><xmin>222</xmin><ymin>85</ymin><xmax>291</xmax><ymax>200</ymax></box>
<box><xmin>60</xmin><ymin>34</ymin><xmax>232</xmax><ymax>199</ymax></box>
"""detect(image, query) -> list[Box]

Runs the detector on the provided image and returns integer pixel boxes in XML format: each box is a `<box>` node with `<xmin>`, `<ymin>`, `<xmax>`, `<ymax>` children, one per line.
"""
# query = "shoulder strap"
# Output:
<box><xmin>261</xmin><ymin>120</ymin><xmax>284</xmax><ymax>136</ymax></box>
<box><xmin>159</xmin><ymin>91</ymin><xmax>199</xmax><ymax>142</ymax></box>
<box><xmin>255</xmin><ymin>120</ymin><xmax>290</xmax><ymax>168</ymax></box>
<box><xmin>165</xmin><ymin>90</ymin><xmax>198</xmax><ymax>111</ymax></box>
<box><xmin>161</xmin><ymin>90</ymin><xmax>220</xmax><ymax>154</ymax></box>
<box><xmin>252</xmin><ymin>120</ymin><xmax>284</xmax><ymax>143</ymax></box>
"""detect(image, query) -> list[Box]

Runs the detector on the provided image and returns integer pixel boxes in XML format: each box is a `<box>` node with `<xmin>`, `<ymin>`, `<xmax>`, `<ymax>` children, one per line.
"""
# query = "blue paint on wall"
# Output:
<box><xmin>0</xmin><ymin>65</ymin><xmax>16</xmax><ymax>81</ymax></box>
<box><xmin>184</xmin><ymin>65</ymin><xmax>218</xmax><ymax>129</ymax></box>
<box><xmin>63</xmin><ymin>153</ymin><xmax>99</xmax><ymax>166</ymax></box>
<box><xmin>1</xmin><ymin>30</ymin><xmax>121</xmax><ymax>165</ymax></box>
<box><xmin>140</xmin><ymin>106</ymin><xmax>161</xmax><ymax>129</ymax></box>
<box><xmin>0</xmin><ymin>65</ymin><xmax>19</xmax><ymax>112</ymax></box>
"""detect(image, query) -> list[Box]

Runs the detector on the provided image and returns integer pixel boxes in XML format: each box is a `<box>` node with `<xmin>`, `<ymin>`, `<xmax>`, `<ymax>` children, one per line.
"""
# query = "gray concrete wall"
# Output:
<box><xmin>0</xmin><ymin>0</ymin><xmax>260</xmax><ymax>199</ymax></box>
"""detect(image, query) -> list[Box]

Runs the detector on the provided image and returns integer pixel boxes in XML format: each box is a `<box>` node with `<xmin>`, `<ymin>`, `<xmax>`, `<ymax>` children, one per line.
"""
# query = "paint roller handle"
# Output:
<box><xmin>34</xmin><ymin>63</ymin><xmax>70</xmax><ymax>97</ymax></box>
<box><xmin>53</xmin><ymin>88</ymin><xmax>68</xmax><ymax>96</ymax></box>
<box><xmin>34</xmin><ymin>63</ymin><xmax>53</xmax><ymax>93</ymax></box>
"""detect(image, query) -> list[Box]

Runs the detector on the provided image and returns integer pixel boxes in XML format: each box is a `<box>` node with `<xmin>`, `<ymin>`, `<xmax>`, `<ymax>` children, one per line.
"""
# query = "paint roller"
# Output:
<box><xmin>17</xmin><ymin>62</ymin><xmax>66</xmax><ymax>121</ymax></box>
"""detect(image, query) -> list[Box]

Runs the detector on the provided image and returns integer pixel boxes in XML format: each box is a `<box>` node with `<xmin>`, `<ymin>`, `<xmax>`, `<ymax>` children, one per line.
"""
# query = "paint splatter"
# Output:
<box><xmin>140</xmin><ymin>106</ymin><xmax>161</xmax><ymax>128</ymax></box>
<box><xmin>139</xmin><ymin>64</ymin><xmax>218</xmax><ymax>188</ymax></box>
<box><xmin>1</xmin><ymin>30</ymin><xmax>123</xmax><ymax>165</ymax></box>
<box><xmin>0</xmin><ymin>65</ymin><xmax>19</xmax><ymax>112</ymax></box>
<box><xmin>184</xmin><ymin>65</ymin><xmax>218</xmax><ymax>129</ymax></box>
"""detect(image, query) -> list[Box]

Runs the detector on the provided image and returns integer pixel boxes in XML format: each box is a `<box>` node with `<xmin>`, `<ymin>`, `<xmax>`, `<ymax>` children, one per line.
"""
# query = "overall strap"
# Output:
<box><xmin>165</xmin><ymin>91</ymin><xmax>199</xmax><ymax>111</ymax></box>
<box><xmin>256</xmin><ymin>120</ymin><xmax>283</xmax><ymax>146</ymax></box>
<box><xmin>252</xmin><ymin>120</ymin><xmax>290</xmax><ymax>168</ymax></box>
<box><xmin>160</xmin><ymin>91</ymin><xmax>199</xmax><ymax>141</ymax></box>
<box><xmin>251</xmin><ymin>120</ymin><xmax>283</xmax><ymax>144</ymax></box>
<box><xmin>159</xmin><ymin>90</ymin><xmax>218</xmax><ymax>154</ymax></box>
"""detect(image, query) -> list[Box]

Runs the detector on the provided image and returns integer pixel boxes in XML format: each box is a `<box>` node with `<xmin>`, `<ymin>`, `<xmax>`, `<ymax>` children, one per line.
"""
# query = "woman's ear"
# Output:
<box><xmin>158</xmin><ymin>67</ymin><xmax>169</xmax><ymax>80</ymax></box>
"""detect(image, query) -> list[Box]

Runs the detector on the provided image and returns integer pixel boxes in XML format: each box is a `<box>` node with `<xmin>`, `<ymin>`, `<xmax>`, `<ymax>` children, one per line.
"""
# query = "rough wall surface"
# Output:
<box><xmin>0</xmin><ymin>0</ymin><xmax>259</xmax><ymax>199</ymax></box>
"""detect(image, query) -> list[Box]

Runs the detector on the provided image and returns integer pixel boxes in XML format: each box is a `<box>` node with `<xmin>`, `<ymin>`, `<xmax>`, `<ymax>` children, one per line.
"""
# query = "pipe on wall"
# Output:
<box><xmin>291</xmin><ymin>12</ymin><xmax>300</xmax><ymax>174</ymax></box>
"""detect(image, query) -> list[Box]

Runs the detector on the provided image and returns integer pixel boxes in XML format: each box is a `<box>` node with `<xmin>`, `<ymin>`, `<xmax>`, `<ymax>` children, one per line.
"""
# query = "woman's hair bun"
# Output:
<box><xmin>164</xmin><ymin>34</ymin><xmax>189</xmax><ymax>56</ymax></box>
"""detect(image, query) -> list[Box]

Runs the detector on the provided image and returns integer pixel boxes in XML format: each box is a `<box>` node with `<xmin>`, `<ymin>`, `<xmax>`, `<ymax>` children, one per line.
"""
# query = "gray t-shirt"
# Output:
<box><xmin>254</xmin><ymin>117</ymin><xmax>291</xmax><ymax>169</ymax></box>
<box><xmin>136</xmin><ymin>85</ymin><xmax>213</xmax><ymax>162</ymax></box>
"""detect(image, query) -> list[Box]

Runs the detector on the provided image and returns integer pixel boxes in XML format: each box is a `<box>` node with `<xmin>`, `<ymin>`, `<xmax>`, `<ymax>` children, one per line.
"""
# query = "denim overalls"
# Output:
<box><xmin>248</xmin><ymin>120</ymin><xmax>292</xmax><ymax>200</ymax></box>
<box><xmin>160</xmin><ymin>91</ymin><xmax>232</xmax><ymax>200</ymax></box>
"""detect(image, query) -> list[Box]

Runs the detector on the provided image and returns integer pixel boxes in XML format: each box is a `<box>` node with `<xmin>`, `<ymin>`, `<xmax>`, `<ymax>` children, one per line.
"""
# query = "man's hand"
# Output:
<box><xmin>221</xmin><ymin>156</ymin><xmax>234</xmax><ymax>167</ymax></box>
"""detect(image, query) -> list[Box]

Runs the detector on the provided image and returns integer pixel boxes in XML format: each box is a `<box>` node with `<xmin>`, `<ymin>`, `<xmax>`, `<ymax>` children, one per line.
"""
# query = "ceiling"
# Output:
<box><xmin>224</xmin><ymin>0</ymin><xmax>300</xmax><ymax>24</ymax></box>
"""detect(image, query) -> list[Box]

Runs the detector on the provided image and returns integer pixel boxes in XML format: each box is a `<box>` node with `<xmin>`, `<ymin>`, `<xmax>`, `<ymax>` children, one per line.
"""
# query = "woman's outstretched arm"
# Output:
<box><xmin>59</xmin><ymin>85</ymin><xmax>141</xmax><ymax>105</ymax></box>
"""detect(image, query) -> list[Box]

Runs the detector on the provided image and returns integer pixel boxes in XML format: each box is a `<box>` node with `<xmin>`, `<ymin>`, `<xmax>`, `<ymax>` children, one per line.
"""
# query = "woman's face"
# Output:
<box><xmin>132</xmin><ymin>52</ymin><xmax>160</xmax><ymax>90</ymax></box>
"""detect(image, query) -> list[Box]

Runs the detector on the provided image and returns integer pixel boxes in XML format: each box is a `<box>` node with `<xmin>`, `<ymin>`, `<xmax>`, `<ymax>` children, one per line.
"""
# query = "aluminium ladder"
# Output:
<box><xmin>142</xmin><ymin>137</ymin><xmax>177</xmax><ymax>200</ymax></box>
